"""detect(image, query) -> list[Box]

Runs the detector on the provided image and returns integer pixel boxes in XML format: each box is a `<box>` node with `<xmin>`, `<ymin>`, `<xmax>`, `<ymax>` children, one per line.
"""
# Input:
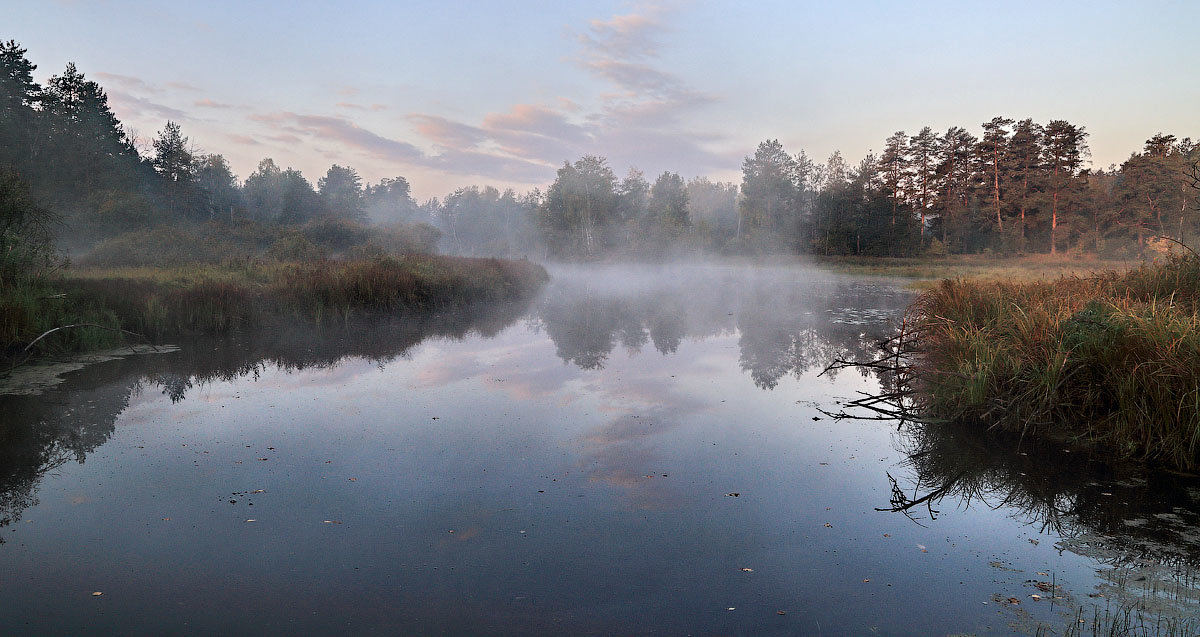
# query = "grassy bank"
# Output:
<box><xmin>899</xmin><ymin>253</ymin><xmax>1200</xmax><ymax>470</ymax></box>
<box><xmin>1</xmin><ymin>255</ymin><xmax>548</xmax><ymax>364</ymax></box>
<box><xmin>818</xmin><ymin>253</ymin><xmax>1138</xmax><ymax>284</ymax></box>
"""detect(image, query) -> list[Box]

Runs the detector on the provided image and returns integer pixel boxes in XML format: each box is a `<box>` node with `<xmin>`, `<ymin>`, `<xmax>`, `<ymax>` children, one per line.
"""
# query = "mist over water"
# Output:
<box><xmin>0</xmin><ymin>263</ymin><xmax>1197</xmax><ymax>635</ymax></box>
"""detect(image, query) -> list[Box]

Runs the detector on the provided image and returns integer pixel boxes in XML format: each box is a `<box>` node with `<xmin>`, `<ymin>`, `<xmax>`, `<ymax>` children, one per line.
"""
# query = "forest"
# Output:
<box><xmin>3</xmin><ymin>38</ymin><xmax>1199</xmax><ymax>277</ymax></box>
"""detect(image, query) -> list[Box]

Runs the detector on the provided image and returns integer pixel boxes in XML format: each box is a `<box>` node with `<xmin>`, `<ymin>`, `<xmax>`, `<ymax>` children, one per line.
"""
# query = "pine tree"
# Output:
<box><xmin>1041</xmin><ymin>120</ymin><xmax>1088</xmax><ymax>255</ymax></box>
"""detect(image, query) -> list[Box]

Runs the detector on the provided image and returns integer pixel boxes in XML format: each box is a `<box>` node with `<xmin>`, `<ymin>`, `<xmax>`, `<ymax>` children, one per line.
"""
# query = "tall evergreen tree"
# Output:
<box><xmin>908</xmin><ymin>127</ymin><xmax>940</xmax><ymax>242</ymax></box>
<box><xmin>977</xmin><ymin>116</ymin><xmax>1013</xmax><ymax>234</ymax></box>
<box><xmin>318</xmin><ymin>164</ymin><xmax>364</xmax><ymax>221</ymax></box>
<box><xmin>1041</xmin><ymin>120</ymin><xmax>1088</xmax><ymax>255</ymax></box>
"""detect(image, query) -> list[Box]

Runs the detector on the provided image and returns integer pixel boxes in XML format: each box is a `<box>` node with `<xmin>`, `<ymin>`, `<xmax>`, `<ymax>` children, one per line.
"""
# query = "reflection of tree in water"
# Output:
<box><xmin>889</xmin><ymin>421</ymin><xmax>1200</xmax><ymax>565</ymax></box>
<box><xmin>530</xmin><ymin>266</ymin><xmax>909</xmax><ymax>388</ymax></box>
<box><xmin>0</xmin><ymin>296</ymin><xmax>534</xmax><ymax>533</ymax></box>
<box><xmin>0</xmin><ymin>383</ymin><xmax>132</xmax><ymax>540</ymax></box>
<box><xmin>884</xmin><ymin>420</ymin><xmax>1200</xmax><ymax>626</ymax></box>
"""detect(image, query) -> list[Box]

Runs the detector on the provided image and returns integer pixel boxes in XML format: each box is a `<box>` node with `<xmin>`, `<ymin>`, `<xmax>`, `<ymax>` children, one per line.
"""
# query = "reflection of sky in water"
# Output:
<box><xmin>0</xmin><ymin>265</ymin><xmax>1197</xmax><ymax>635</ymax></box>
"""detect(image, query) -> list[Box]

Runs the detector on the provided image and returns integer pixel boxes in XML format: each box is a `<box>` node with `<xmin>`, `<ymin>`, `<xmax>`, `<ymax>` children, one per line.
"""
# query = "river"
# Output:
<box><xmin>1</xmin><ymin>263</ymin><xmax>1197</xmax><ymax>635</ymax></box>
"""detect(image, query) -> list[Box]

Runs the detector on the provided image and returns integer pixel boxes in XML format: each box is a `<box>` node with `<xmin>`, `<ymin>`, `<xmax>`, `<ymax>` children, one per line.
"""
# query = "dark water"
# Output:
<box><xmin>1</xmin><ymin>263</ymin><xmax>1197</xmax><ymax>635</ymax></box>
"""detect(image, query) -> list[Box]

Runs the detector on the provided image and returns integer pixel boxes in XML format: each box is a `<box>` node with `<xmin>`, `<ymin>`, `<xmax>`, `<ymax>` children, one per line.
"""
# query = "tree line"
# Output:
<box><xmin>3</xmin><ymin>39</ymin><xmax>1197</xmax><ymax>264</ymax></box>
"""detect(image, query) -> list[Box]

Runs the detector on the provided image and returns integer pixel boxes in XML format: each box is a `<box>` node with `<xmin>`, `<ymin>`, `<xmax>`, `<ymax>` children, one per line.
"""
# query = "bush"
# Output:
<box><xmin>298</xmin><ymin>217</ymin><xmax>371</xmax><ymax>253</ymax></box>
<box><xmin>268</xmin><ymin>232</ymin><xmax>327</xmax><ymax>262</ymax></box>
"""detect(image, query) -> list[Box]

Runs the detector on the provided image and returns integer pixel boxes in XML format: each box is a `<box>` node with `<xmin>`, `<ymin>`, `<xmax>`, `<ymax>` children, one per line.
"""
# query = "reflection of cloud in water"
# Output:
<box><xmin>576</xmin><ymin>375</ymin><xmax>712</xmax><ymax>512</ymax></box>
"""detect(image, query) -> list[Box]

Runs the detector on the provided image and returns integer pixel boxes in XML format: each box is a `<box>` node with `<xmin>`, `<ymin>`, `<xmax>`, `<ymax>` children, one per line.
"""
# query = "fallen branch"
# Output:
<box><xmin>3</xmin><ymin>323</ymin><xmax>155</xmax><ymax>376</ymax></box>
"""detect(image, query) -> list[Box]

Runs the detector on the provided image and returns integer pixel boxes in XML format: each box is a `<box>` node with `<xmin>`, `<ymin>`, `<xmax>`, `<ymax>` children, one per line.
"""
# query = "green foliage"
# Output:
<box><xmin>0</xmin><ymin>169</ymin><xmax>60</xmax><ymax>286</ymax></box>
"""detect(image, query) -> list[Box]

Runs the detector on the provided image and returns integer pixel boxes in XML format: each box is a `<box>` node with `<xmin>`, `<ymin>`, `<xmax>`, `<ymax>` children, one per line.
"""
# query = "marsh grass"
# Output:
<box><xmin>906</xmin><ymin>254</ymin><xmax>1200</xmax><ymax>470</ymax></box>
<box><xmin>2</xmin><ymin>255</ymin><xmax>547</xmax><ymax>365</ymax></box>
<box><xmin>821</xmin><ymin>254</ymin><xmax>1137</xmax><ymax>285</ymax></box>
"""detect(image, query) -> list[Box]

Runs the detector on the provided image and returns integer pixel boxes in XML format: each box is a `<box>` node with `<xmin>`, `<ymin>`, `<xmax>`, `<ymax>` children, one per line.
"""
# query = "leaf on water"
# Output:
<box><xmin>252</xmin><ymin>489</ymin><xmax>265</xmax><ymax>494</ymax></box>
<box><xmin>257</xmin><ymin>458</ymin><xmax>268</xmax><ymax>461</ymax></box>
<box><xmin>323</xmin><ymin>520</ymin><xmax>342</xmax><ymax>524</ymax></box>
<box><xmin>348</xmin><ymin>478</ymin><xmax>357</xmax><ymax>482</ymax></box>
<box><xmin>1030</xmin><ymin>594</ymin><xmax>1042</xmax><ymax>600</ymax></box>
<box><xmin>862</xmin><ymin>579</ymin><xmax>870</xmax><ymax>583</ymax></box>
<box><xmin>776</xmin><ymin>610</ymin><xmax>787</xmax><ymax>616</ymax></box>
<box><xmin>740</xmin><ymin>567</ymin><xmax>753</xmax><ymax>572</ymax></box>
<box><xmin>1006</xmin><ymin>597</ymin><xmax>1021</xmax><ymax>604</ymax></box>
<box><xmin>882</xmin><ymin>533</ymin><xmax>891</xmax><ymax>537</ymax></box>
<box><xmin>245</xmin><ymin>519</ymin><xmax>256</xmax><ymax>523</ymax></box>
<box><xmin>725</xmin><ymin>493</ymin><xmax>740</xmax><ymax>497</ymax></box>
<box><xmin>726</xmin><ymin>607</ymin><xmax>735</xmax><ymax>611</ymax></box>
<box><xmin>824</xmin><ymin>523</ymin><xmax>833</xmax><ymax>528</ymax></box>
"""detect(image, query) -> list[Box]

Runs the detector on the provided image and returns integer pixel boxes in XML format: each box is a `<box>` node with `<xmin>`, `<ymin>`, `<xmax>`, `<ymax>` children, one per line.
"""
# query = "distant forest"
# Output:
<box><xmin>3</xmin><ymin>39</ymin><xmax>1198</xmax><ymax>264</ymax></box>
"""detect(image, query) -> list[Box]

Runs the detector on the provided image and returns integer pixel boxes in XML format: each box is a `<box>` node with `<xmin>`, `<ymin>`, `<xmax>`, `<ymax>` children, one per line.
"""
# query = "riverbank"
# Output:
<box><xmin>896</xmin><ymin>253</ymin><xmax>1200</xmax><ymax>470</ymax></box>
<box><xmin>1</xmin><ymin>255</ymin><xmax>548</xmax><ymax>366</ymax></box>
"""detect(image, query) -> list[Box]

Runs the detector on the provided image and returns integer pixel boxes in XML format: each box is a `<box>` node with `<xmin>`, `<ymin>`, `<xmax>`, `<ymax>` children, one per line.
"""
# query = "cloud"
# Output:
<box><xmin>231</xmin><ymin>4</ymin><xmax>728</xmax><ymax>188</ymax></box>
<box><xmin>194</xmin><ymin>98</ymin><xmax>234</xmax><ymax>109</ymax></box>
<box><xmin>251</xmin><ymin>111</ymin><xmax>425</xmax><ymax>163</ymax></box>
<box><xmin>579</xmin><ymin>10</ymin><xmax>665</xmax><ymax>61</ymax></box>
<box><xmin>398</xmin><ymin>3</ymin><xmax>728</xmax><ymax>182</ymax></box>
<box><xmin>106</xmin><ymin>89</ymin><xmax>188</xmax><ymax>121</ymax></box>
<box><xmin>407</xmin><ymin>114</ymin><xmax>487</xmax><ymax>149</ymax></box>
<box><xmin>166</xmin><ymin>81</ymin><xmax>202</xmax><ymax>92</ymax></box>
<box><xmin>265</xmin><ymin>133</ymin><xmax>302</xmax><ymax>145</ymax></box>
<box><xmin>228</xmin><ymin>134</ymin><xmax>260</xmax><ymax>145</ymax></box>
<box><xmin>336</xmin><ymin>102</ymin><xmax>390</xmax><ymax>111</ymax></box>
<box><xmin>95</xmin><ymin>72</ymin><xmax>161</xmax><ymax>94</ymax></box>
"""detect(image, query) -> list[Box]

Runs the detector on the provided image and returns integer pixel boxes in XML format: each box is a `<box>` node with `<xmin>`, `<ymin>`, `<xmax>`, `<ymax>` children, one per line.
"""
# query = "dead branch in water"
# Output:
<box><xmin>3</xmin><ymin>323</ymin><xmax>156</xmax><ymax>376</ymax></box>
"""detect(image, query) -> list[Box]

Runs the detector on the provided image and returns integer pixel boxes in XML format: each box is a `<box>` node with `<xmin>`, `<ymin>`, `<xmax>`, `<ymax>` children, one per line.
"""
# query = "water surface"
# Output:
<box><xmin>1</xmin><ymin>263</ymin><xmax>1197</xmax><ymax>635</ymax></box>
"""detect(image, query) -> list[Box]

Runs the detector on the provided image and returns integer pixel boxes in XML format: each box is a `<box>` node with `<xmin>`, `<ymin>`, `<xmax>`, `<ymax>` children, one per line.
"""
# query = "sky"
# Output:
<box><xmin>8</xmin><ymin>0</ymin><xmax>1199</xmax><ymax>199</ymax></box>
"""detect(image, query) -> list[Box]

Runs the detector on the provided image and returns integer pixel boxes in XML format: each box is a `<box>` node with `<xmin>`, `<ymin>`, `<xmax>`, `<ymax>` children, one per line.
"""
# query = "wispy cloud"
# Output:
<box><xmin>166</xmin><ymin>81</ymin><xmax>202</xmax><ymax>92</ymax></box>
<box><xmin>228</xmin><ymin>134</ymin><xmax>260</xmax><ymax>145</ymax></box>
<box><xmin>194</xmin><ymin>98</ymin><xmax>234</xmax><ymax>109</ymax></box>
<box><xmin>336</xmin><ymin>102</ymin><xmax>389</xmax><ymax>111</ymax></box>
<box><xmin>95</xmin><ymin>71</ymin><xmax>161</xmax><ymax>94</ymax></box>
<box><xmin>106</xmin><ymin>89</ymin><xmax>188</xmax><ymax>121</ymax></box>
<box><xmin>407</xmin><ymin>114</ymin><xmax>488</xmax><ymax>149</ymax></box>
<box><xmin>399</xmin><ymin>2</ymin><xmax>728</xmax><ymax>183</ymax></box>
<box><xmin>250</xmin><ymin>111</ymin><xmax>423</xmax><ymax>162</ymax></box>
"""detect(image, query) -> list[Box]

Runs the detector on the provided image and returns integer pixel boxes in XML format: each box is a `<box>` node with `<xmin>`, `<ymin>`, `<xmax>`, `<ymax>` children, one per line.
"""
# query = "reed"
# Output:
<box><xmin>905</xmin><ymin>253</ymin><xmax>1200</xmax><ymax>469</ymax></box>
<box><xmin>2</xmin><ymin>256</ymin><xmax>548</xmax><ymax>365</ymax></box>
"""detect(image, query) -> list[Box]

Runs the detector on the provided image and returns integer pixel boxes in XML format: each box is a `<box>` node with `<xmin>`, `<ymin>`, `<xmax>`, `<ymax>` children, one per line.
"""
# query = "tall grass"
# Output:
<box><xmin>2</xmin><ymin>255</ymin><xmax>547</xmax><ymax>365</ymax></box>
<box><xmin>905</xmin><ymin>253</ymin><xmax>1200</xmax><ymax>469</ymax></box>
